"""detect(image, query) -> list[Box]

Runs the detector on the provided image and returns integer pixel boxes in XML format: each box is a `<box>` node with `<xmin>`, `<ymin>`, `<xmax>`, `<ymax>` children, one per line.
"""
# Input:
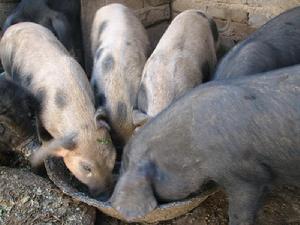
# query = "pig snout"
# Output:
<box><xmin>89</xmin><ymin>173</ymin><xmax>114</xmax><ymax>198</ymax></box>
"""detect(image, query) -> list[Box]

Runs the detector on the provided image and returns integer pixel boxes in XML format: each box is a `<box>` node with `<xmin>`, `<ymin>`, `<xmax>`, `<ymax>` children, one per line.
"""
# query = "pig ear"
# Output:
<box><xmin>132</xmin><ymin>110</ymin><xmax>149</xmax><ymax>127</ymax></box>
<box><xmin>30</xmin><ymin>133</ymin><xmax>77</xmax><ymax>167</ymax></box>
<box><xmin>94</xmin><ymin>107</ymin><xmax>111</xmax><ymax>130</ymax></box>
<box><xmin>111</xmin><ymin>171</ymin><xmax>157</xmax><ymax>221</ymax></box>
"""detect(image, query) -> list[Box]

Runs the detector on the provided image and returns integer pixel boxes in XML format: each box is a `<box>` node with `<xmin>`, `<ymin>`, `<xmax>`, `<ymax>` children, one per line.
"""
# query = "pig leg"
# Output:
<box><xmin>226</xmin><ymin>182</ymin><xmax>266</xmax><ymax>225</ymax></box>
<box><xmin>111</xmin><ymin>168</ymin><xmax>157</xmax><ymax>221</ymax></box>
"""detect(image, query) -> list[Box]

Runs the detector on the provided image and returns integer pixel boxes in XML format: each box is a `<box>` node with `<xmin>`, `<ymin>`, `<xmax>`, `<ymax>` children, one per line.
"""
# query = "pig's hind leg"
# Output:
<box><xmin>226</xmin><ymin>180</ymin><xmax>268</xmax><ymax>225</ymax></box>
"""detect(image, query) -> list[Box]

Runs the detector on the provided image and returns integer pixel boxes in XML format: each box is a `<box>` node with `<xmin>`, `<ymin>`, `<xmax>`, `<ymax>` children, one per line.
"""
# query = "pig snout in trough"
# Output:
<box><xmin>133</xmin><ymin>10</ymin><xmax>219</xmax><ymax>128</ymax></box>
<box><xmin>214</xmin><ymin>6</ymin><xmax>300</xmax><ymax>80</ymax></box>
<box><xmin>0</xmin><ymin>22</ymin><xmax>116</xmax><ymax>196</ymax></box>
<box><xmin>90</xmin><ymin>4</ymin><xmax>150</xmax><ymax>146</ymax></box>
<box><xmin>111</xmin><ymin>65</ymin><xmax>300</xmax><ymax>224</ymax></box>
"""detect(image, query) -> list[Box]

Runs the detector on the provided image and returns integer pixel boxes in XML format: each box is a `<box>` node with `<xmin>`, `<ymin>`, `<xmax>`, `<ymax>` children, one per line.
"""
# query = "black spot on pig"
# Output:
<box><xmin>117</xmin><ymin>102</ymin><xmax>127</xmax><ymax>121</ymax></box>
<box><xmin>102</xmin><ymin>54</ymin><xmax>115</xmax><ymax>74</ymax></box>
<box><xmin>97</xmin><ymin>21</ymin><xmax>108</xmax><ymax>39</ymax></box>
<box><xmin>95</xmin><ymin>48</ymin><xmax>104</xmax><ymax>59</ymax></box>
<box><xmin>126</xmin><ymin>41</ymin><xmax>131</xmax><ymax>46</ymax></box>
<box><xmin>55</xmin><ymin>89</ymin><xmax>68</xmax><ymax>109</ymax></box>
<box><xmin>36</xmin><ymin>88</ymin><xmax>46</xmax><ymax>105</ymax></box>
<box><xmin>201</xmin><ymin>61</ymin><xmax>211</xmax><ymax>83</ymax></box>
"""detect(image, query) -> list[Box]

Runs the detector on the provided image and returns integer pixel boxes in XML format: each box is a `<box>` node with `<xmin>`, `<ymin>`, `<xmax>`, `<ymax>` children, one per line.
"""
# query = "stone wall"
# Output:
<box><xmin>171</xmin><ymin>0</ymin><xmax>300</xmax><ymax>45</ymax></box>
<box><xmin>81</xmin><ymin>0</ymin><xmax>172</xmax><ymax>75</ymax></box>
<box><xmin>172</xmin><ymin>0</ymin><xmax>300</xmax><ymax>28</ymax></box>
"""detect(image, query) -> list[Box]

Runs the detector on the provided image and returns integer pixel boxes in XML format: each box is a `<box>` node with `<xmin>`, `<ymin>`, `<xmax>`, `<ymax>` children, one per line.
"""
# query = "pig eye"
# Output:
<box><xmin>80</xmin><ymin>163</ymin><xmax>92</xmax><ymax>174</ymax></box>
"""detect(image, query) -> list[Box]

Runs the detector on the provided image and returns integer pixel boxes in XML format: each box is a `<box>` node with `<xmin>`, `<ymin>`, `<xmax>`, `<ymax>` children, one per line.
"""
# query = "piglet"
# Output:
<box><xmin>0</xmin><ymin>22</ymin><xmax>116</xmax><ymax>196</ymax></box>
<box><xmin>134</xmin><ymin>10</ymin><xmax>219</xmax><ymax>126</ymax></box>
<box><xmin>111</xmin><ymin>65</ymin><xmax>300</xmax><ymax>224</ymax></box>
<box><xmin>90</xmin><ymin>4</ymin><xmax>150</xmax><ymax>146</ymax></box>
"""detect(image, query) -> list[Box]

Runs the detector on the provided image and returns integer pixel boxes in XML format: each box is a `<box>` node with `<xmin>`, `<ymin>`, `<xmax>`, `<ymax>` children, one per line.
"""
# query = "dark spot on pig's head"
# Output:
<box><xmin>201</xmin><ymin>61</ymin><xmax>211</xmax><ymax>83</ymax></box>
<box><xmin>95</xmin><ymin>48</ymin><xmax>104</xmax><ymax>60</ymax></box>
<box><xmin>126</xmin><ymin>41</ymin><xmax>131</xmax><ymax>46</ymax></box>
<box><xmin>244</xmin><ymin>95</ymin><xmax>256</xmax><ymax>101</ymax></box>
<box><xmin>97</xmin><ymin>21</ymin><xmax>108</xmax><ymax>39</ymax></box>
<box><xmin>55</xmin><ymin>89</ymin><xmax>68</xmax><ymax>109</ymax></box>
<box><xmin>117</xmin><ymin>101</ymin><xmax>127</xmax><ymax>122</ymax></box>
<box><xmin>101</xmin><ymin>54</ymin><xmax>115</xmax><ymax>74</ymax></box>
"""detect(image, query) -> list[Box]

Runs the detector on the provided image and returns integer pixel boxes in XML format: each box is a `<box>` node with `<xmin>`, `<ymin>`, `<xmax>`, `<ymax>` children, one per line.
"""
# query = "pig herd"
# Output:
<box><xmin>0</xmin><ymin>1</ymin><xmax>299</xmax><ymax>225</ymax></box>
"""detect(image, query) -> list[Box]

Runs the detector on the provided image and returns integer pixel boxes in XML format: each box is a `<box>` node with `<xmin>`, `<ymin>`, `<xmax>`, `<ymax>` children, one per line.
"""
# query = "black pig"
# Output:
<box><xmin>214</xmin><ymin>6</ymin><xmax>300</xmax><ymax>80</ymax></box>
<box><xmin>111</xmin><ymin>65</ymin><xmax>300</xmax><ymax>225</ymax></box>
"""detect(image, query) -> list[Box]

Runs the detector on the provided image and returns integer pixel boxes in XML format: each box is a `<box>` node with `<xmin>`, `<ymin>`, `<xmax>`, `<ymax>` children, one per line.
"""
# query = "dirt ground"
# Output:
<box><xmin>96</xmin><ymin>187</ymin><xmax>300</xmax><ymax>225</ymax></box>
<box><xmin>0</xmin><ymin>167</ymin><xmax>95</xmax><ymax>225</ymax></box>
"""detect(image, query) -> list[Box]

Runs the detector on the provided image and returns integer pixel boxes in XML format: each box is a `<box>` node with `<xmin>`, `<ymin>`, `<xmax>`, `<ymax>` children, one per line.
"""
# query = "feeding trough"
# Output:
<box><xmin>45</xmin><ymin>157</ymin><xmax>218</xmax><ymax>223</ymax></box>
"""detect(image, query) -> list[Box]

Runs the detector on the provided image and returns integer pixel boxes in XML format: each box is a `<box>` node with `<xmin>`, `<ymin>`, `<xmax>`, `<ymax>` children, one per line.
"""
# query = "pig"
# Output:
<box><xmin>213</xmin><ymin>6</ymin><xmax>300</xmax><ymax>80</ymax></box>
<box><xmin>0</xmin><ymin>74</ymin><xmax>39</xmax><ymax>139</ymax></box>
<box><xmin>2</xmin><ymin>0</ymin><xmax>74</xmax><ymax>57</ymax></box>
<box><xmin>0</xmin><ymin>22</ymin><xmax>116</xmax><ymax>196</ymax></box>
<box><xmin>46</xmin><ymin>0</ymin><xmax>84</xmax><ymax>66</ymax></box>
<box><xmin>134</xmin><ymin>10</ymin><xmax>219</xmax><ymax>126</ymax></box>
<box><xmin>90</xmin><ymin>4</ymin><xmax>150</xmax><ymax>146</ymax></box>
<box><xmin>111</xmin><ymin>65</ymin><xmax>300</xmax><ymax>224</ymax></box>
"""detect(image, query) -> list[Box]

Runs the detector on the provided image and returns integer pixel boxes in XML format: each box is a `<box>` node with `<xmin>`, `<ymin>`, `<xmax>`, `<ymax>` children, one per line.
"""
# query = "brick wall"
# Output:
<box><xmin>172</xmin><ymin>0</ymin><xmax>300</xmax><ymax>28</ymax></box>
